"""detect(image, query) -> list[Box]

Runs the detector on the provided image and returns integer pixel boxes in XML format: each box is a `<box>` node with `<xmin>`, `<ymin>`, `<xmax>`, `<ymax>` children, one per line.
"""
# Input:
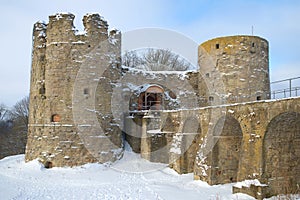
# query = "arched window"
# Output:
<box><xmin>138</xmin><ymin>85</ymin><xmax>164</xmax><ymax>110</ymax></box>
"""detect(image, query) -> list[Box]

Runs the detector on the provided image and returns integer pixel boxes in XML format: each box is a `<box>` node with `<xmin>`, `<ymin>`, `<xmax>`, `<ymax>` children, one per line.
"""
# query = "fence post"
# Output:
<box><xmin>289</xmin><ymin>78</ymin><xmax>292</xmax><ymax>97</ymax></box>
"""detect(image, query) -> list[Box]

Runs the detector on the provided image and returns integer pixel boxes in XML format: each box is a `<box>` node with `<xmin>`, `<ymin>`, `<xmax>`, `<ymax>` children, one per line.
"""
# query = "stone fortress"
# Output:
<box><xmin>26</xmin><ymin>13</ymin><xmax>300</xmax><ymax>199</ymax></box>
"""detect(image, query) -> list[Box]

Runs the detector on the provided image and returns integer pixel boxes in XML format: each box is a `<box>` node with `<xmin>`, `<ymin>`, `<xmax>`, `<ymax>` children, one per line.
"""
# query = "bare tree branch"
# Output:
<box><xmin>0</xmin><ymin>104</ymin><xmax>8</xmax><ymax>121</ymax></box>
<box><xmin>122</xmin><ymin>48</ymin><xmax>191</xmax><ymax>71</ymax></box>
<box><xmin>9</xmin><ymin>96</ymin><xmax>29</xmax><ymax>129</ymax></box>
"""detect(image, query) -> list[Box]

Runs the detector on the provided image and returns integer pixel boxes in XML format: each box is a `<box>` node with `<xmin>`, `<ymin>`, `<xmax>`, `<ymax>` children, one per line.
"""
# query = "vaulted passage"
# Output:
<box><xmin>211</xmin><ymin>115</ymin><xmax>242</xmax><ymax>184</ymax></box>
<box><xmin>263</xmin><ymin>112</ymin><xmax>300</xmax><ymax>195</ymax></box>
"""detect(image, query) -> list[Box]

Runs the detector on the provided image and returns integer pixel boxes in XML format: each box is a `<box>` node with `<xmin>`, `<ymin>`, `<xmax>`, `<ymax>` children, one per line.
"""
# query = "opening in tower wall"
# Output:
<box><xmin>137</xmin><ymin>85</ymin><xmax>164</xmax><ymax>110</ymax></box>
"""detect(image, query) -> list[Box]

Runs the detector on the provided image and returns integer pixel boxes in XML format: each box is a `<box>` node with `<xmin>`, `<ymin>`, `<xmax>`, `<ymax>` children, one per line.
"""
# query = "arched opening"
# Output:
<box><xmin>263</xmin><ymin>112</ymin><xmax>300</xmax><ymax>195</ymax></box>
<box><xmin>44</xmin><ymin>161</ymin><xmax>53</xmax><ymax>169</ymax></box>
<box><xmin>137</xmin><ymin>85</ymin><xmax>164</xmax><ymax>110</ymax></box>
<box><xmin>211</xmin><ymin>115</ymin><xmax>242</xmax><ymax>184</ymax></box>
<box><xmin>180</xmin><ymin>117</ymin><xmax>201</xmax><ymax>173</ymax></box>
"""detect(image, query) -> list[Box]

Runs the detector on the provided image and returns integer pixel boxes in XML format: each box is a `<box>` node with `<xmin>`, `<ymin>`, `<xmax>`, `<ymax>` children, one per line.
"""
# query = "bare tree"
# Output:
<box><xmin>9</xmin><ymin>96</ymin><xmax>29</xmax><ymax>129</ymax></box>
<box><xmin>0</xmin><ymin>104</ymin><xmax>10</xmax><ymax>131</ymax></box>
<box><xmin>0</xmin><ymin>104</ymin><xmax>8</xmax><ymax>121</ymax></box>
<box><xmin>122</xmin><ymin>48</ymin><xmax>192</xmax><ymax>71</ymax></box>
<box><xmin>122</xmin><ymin>50</ymin><xmax>143</xmax><ymax>67</ymax></box>
<box><xmin>0</xmin><ymin>98</ymin><xmax>29</xmax><ymax>159</ymax></box>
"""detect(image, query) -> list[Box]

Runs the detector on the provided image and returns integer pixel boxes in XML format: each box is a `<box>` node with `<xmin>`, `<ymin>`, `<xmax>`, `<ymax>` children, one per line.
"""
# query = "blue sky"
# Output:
<box><xmin>0</xmin><ymin>0</ymin><xmax>300</xmax><ymax>106</ymax></box>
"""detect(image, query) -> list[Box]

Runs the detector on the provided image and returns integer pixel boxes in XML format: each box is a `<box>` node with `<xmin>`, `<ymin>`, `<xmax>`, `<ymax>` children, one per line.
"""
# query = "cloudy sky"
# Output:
<box><xmin>0</xmin><ymin>0</ymin><xmax>300</xmax><ymax>106</ymax></box>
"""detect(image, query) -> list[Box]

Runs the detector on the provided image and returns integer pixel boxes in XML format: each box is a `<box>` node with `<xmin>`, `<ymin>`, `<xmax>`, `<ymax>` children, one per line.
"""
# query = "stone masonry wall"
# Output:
<box><xmin>126</xmin><ymin>96</ymin><xmax>300</xmax><ymax>198</ymax></box>
<box><xmin>25</xmin><ymin>13</ymin><xmax>299</xmax><ymax>199</ymax></box>
<box><xmin>188</xmin><ymin>97</ymin><xmax>299</xmax><ymax>198</ymax></box>
<box><xmin>199</xmin><ymin>35</ymin><xmax>270</xmax><ymax>104</ymax></box>
<box><xmin>122</xmin><ymin>69</ymin><xmax>201</xmax><ymax>153</ymax></box>
<box><xmin>26</xmin><ymin>13</ymin><xmax>123</xmax><ymax>167</ymax></box>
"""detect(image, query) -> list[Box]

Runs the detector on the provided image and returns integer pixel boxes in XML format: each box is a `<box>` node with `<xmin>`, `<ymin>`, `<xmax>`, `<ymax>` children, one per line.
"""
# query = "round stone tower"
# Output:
<box><xmin>26</xmin><ymin>13</ymin><xmax>123</xmax><ymax>167</ymax></box>
<box><xmin>198</xmin><ymin>35</ymin><xmax>270</xmax><ymax>104</ymax></box>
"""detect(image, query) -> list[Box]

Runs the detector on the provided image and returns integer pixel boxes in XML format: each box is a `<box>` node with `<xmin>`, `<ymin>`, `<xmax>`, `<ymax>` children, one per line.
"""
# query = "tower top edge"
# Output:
<box><xmin>200</xmin><ymin>35</ymin><xmax>268</xmax><ymax>46</ymax></box>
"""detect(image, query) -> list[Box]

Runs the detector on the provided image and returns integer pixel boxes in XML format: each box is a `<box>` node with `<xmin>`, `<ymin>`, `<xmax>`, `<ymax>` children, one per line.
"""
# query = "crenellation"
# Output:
<box><xmin>83</xmin><ymin>13</ymin><xmax>109</xmax><ymax>43</ymax></box>
<box><xmin>47</xmin><ymin>13</ymin><xmax>76</xmax><ymax>43</ymax></box>
<box><xmin>32</xmin><ymin>22</ymin><xmax>47</xmax><ymax>49</ymax></box>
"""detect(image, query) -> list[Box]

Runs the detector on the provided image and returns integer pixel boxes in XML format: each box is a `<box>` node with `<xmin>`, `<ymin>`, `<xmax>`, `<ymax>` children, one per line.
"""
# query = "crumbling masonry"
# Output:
<box><xmin>26</xmin><ymin>13</ymin><xmax>300</xmax><ymax>199</ymax></box>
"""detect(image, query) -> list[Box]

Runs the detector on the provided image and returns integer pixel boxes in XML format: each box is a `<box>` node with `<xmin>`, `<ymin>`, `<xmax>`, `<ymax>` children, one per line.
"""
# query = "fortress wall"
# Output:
<box><xmin>179</xmin><ymin>97</ymin><xmax>300</xmax><ymax>197</ymax></box>
<box><xmin>25</xmin><ymin>12</ymin><xmax>299</xmax><ymax>199</ymax></box>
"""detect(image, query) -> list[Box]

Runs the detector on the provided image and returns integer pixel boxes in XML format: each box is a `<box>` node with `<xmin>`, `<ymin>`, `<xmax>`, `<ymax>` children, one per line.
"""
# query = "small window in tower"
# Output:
<box><xmin>216</xmin><ymin>44</ymin><xmax>220</xmax><ymax>49</ymax></box>
<box><xmin>39</xmin><ymin>86</ymin><xmax>45</xmax><ymax>95</ymax></box>
<box><xmin>209</xmin><ymin>96</ymin><xmax>214</xmax><ymax>102</ymax></box>
<box><xmin>252</xmin><ymin>43</ymin><xmax>255</xmax><ymax>47</ymax></box>
<box><xmin>256</xmin><ymin>96</ymin><xmax>262</xmax><ymax>101</ymax></box>
<box><xmin>51</xmin><ymin>114</ymin><xmax>61</xmax><ymax>122</ymax></box>
<box><xmin>83</xmin><ymin>88</ymin><xmax>89</xmax><ymax>95</ymax></box>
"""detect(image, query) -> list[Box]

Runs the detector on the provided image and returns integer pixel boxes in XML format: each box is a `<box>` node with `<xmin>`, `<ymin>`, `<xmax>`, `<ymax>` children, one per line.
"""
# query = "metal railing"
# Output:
<box><xmin>142</xmin><ymin>101</ymin><xmax>163</xmax><ymax>110</ymax></box>
<box><xmin>271</xmin><ymin>76</ymin><xmax>300</xmax><ymax>99</ymax></box>
<box><xmin>230</xmin><ymin>76</ymin><xmax>300</xmax><ymax>100</ymax></box>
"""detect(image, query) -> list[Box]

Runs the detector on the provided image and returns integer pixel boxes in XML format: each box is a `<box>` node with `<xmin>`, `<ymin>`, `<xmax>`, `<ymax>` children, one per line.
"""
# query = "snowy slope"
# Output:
<box><xmin>0</xmin><ymin>146</ymin><xmax>256</xmax><ymax>200</ymax></box>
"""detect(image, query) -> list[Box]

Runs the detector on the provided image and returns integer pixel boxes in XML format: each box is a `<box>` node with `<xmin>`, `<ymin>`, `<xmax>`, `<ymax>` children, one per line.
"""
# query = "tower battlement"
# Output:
<box><xmin>26</xmin><ymin>13</ymin><xmax>122</xmax><ymax>167</ymax></box>
<box><xmin>33</xmin><ymin>13</ymin><xmax>118</xmax><ymax>47</ymax></box>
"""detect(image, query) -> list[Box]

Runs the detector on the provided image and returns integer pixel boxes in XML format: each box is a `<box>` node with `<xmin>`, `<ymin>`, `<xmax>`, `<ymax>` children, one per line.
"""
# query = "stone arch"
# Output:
<box><xmin>137</xmin><ymin>85</ymin><xmax>164</xmax><ymax>110</ymax></box>
<box><xmin>263</xmin><ymin>112</ymin><xmax>300</xmax><ymax>195</ymax></box>
<box><xmin>211</xmin><ymin>115</ymin><xmax>242</xmax><ymax>184</ymax></box>
<box><xmin>180</xmin><ymin>117</ymin><xmax>202</xmax><ymax>173</ymax></box>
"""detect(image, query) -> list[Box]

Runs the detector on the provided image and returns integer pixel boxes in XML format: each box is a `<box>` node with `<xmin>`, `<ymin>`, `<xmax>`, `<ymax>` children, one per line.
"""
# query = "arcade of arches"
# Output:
<box><xmin>263</xmin><ymin>112</ymin><xmax>300</xmax><ymax>195</ymax></box>
<box><xmin>124</xmin><ymin>89</ymin><xmax>300</xmax><ymax>198</ymax></box>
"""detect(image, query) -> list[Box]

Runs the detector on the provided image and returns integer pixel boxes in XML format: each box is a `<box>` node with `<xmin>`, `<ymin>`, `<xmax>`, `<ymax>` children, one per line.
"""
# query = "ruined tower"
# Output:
<box><xmin>26</xmin><ymin>13</ymin><xmax>123</xmax><ymax>167</ymax></box>
<box><xmin>199</xmin><ymin>35</ymin><xmax>270</xmax><ymax>104</ymax></box>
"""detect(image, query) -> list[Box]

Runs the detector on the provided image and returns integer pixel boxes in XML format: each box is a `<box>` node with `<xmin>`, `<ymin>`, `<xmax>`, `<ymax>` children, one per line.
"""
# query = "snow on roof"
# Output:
<box><xmin>138</xmin><ymin>84</ymin><xmax>164</xmax><ymax>93</ymax></box>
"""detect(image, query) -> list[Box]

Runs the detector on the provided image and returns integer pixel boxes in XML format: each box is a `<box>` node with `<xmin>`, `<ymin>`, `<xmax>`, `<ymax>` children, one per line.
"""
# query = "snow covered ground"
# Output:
<box><xmin>0</xmin><ymin>150</ymin><xmax>254</xmax><ymax>200</ymax></box>
<box><xmin>3</xmin><ymin>142</ymin><xmax>292</xmax><ymax>200</ymax></box>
